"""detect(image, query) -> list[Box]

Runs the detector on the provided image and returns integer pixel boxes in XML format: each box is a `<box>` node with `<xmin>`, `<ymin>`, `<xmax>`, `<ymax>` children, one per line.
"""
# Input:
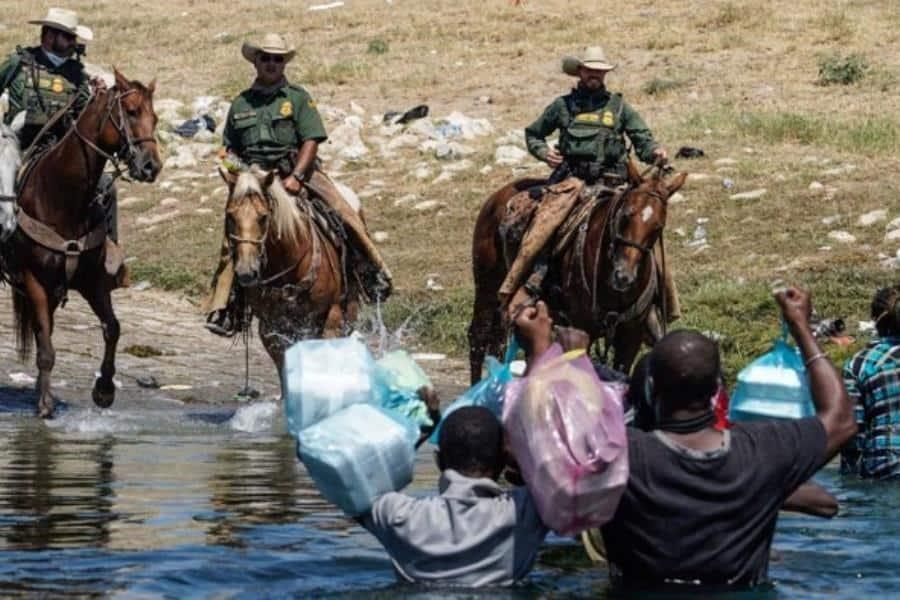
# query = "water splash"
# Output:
<box><xmin>229</xmin><ymin>400</ymin><xmax>280</xmax><ymax>433</ymax></box>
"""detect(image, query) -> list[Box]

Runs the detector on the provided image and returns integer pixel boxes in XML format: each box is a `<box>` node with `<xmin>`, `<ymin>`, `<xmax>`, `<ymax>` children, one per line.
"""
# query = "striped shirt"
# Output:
<box><xmin>841</xmin><ymin>337</ymin><xmax>900</xmax><ymax>479</ymax></box>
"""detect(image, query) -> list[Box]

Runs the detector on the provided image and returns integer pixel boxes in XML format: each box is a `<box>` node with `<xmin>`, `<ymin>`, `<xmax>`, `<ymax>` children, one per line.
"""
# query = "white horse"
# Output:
<box><xmin>0</xmin><ymin>112</ymin><xmax>24</xmax><ymax>242</ymax></box>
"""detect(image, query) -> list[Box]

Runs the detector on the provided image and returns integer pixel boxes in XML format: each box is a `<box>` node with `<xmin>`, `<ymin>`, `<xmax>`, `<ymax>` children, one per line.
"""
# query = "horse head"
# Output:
<box><xmin>219</xmin><ymin>165</ymin><xmax>278</xmax><ymax>287</ymax></box>
<box><xmin>0</xmin><ymin>121</ymin><xmax>22</xmax><ymax>242</ymax></box>
<box><xmin>607</xmin><ymin>160</ymin><xmax>686</xmax><ymax>292</ymax></box>
<box><xmin>95</xmin><ymin>69</ymin><xmax>162</xmax><ymax>182</ymax></box>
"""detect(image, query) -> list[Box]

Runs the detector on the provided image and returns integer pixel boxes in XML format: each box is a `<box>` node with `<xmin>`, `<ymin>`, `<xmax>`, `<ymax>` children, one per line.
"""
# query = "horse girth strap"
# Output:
<box><xmin>15</xmin><ymin>209</ymin><xmax>106</xmax><ymax>282</ymax></box>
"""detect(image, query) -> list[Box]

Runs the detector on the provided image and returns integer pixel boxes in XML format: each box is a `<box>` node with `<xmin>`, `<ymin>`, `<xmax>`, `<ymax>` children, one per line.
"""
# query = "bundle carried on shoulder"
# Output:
<box><xmin>729</xmin><ymin>324</ymin><xmax>814</xmax><ymax>422</ymax></box>
<box><xmin>503</xmin><ymin>344</ymin><xmax>628</xmax><ymax>536</ymax></box>
<box><xmin>283</xmin><ymin>338</ymin><xmax>432</xmax><ymax>516</ymax></box>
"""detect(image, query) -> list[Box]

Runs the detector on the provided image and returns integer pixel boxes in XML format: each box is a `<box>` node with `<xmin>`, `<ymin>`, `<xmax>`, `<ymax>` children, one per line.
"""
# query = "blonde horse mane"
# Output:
<box><xmin>232</xmin><ymin>166</ymin><xmax>303</xmax><ymax>245</ymax></box>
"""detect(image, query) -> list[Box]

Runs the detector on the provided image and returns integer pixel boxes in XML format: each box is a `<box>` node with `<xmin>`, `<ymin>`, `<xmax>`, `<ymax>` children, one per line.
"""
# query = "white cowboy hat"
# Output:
<box><xmin>562</xmin><ymin>46</ymin><xmax>616</xmax><ymax>76</ymax></box>
<box><xmin>241</xmin><ymin>33</ymin><xmax>296</xmax><ymax>64</ymax></box>
<box><xmin>29</xmin><ymin>8</ymin><xmax>93</xmax><ymax>42</ymax></box>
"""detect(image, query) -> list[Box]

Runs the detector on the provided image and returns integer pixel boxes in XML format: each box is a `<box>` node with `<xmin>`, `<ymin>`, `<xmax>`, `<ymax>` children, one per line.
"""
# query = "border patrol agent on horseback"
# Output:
<box><xmin>502</xmin><ymin>46</ymin><xmax>679</xmax><ymax>326</ymax></box>
<box><xmin>204</xmin><ymin>33</ymin><xmax>393</xmax><ymax>336</ymax></box>
<box><xmin>0</xmin><ymin>8</ymin><xmax>121</xmax><ymax>250</ymax></box>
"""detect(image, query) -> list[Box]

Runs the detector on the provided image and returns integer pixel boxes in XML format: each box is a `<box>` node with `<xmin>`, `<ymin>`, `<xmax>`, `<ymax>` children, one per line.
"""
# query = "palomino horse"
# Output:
<box><xmin>219</xmin><ymin>166</ymin><xmax>354</xmax><ymax>380</ymax></box>
<box><xmin>8</xmin><ymin>69</ymin><xmax>161</xmax><ymax>417</ymax></box>
<box><xmin>468</xmin><ymin>161</ymin><xmax>686</xmax><ymax>383</ymax></box>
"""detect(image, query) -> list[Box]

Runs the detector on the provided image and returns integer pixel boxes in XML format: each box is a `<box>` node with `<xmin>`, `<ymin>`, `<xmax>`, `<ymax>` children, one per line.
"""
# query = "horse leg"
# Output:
<box><xmin>82</xmin><ymin>283</ymin><xmax>119</xmax><ymax>409</ymax></box>
<box><xmin>23</xmin><ymin>272</ymin><xmax>57</xmax><ymax>418</ymax></box>
<box><xmin>468</xmin><ymin>286</ymin><xmax>505</xmax><ymax>385</ymax></box>
<box><xmin>611</xmin><ymin>321</ymin><xmax>645</xmax><ymax>375</ymax></box>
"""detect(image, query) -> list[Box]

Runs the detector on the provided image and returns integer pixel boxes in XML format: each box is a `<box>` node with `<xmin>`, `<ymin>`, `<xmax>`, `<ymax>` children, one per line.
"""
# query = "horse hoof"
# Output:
<box><xmin>92</xmin><ymin>380</ymin><xmax>115</xmax><ymax>409</ymax></box>
<box><xmin>37</xmin><ymin>403</ymin><xmax>54</xmax><ymax>419</ymax></box>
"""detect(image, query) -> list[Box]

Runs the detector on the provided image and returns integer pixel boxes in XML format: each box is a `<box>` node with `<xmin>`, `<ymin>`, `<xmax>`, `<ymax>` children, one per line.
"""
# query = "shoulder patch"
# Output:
<box><xmin>279</xmin><ymin>100</ymin><xmax>293</xmax><ymax>117</ymax></box>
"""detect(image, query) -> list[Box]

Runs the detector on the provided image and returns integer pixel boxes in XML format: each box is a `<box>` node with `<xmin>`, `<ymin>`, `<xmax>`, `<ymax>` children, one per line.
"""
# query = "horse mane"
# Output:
<box><xmin>234</xmin><ymin>167</ymin><xmax>303</xmax><ymax>245</ymax></box>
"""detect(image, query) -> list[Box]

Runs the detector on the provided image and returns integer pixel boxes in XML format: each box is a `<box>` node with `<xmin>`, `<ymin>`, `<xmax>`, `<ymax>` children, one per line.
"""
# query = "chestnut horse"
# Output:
<box><xmin>468</xmin><ymin>162</ymin><xmax>686</xmax><ymax>383</ymax></box>
<box><xmin>8</xmin><ymin>69</ymin><xmax>161</xmax><ymax>417</ymax></box>
<box><xmin>218</xmin><ymin>166</ymin><xmax>355</xmax><ymax>381</ymax></box>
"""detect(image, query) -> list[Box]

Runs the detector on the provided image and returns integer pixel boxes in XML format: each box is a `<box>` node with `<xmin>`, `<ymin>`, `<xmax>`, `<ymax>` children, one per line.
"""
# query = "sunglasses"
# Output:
<box><xmin>258</xmin><ymin>54</ymin><xmax>285</xmax><ymax>64</ymax></box>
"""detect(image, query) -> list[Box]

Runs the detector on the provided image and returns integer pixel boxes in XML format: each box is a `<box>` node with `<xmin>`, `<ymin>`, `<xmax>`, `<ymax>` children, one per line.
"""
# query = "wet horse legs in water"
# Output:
<box><xmin>82</xmin><ymin>281</ymin><xmax>120</xmax><ymax>410</ymax></box>
<box><xmin>22</xmin><ymin>271</ymin><xmax>58</xmax><ymax>418</ymax></box>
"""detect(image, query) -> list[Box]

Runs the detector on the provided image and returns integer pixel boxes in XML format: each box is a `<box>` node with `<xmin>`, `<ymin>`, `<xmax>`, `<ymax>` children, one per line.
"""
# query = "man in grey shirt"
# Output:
<box><xmin>359</xmin><ymin>406</ymin><xmax>549</xmax><ymax>587</ymax></box>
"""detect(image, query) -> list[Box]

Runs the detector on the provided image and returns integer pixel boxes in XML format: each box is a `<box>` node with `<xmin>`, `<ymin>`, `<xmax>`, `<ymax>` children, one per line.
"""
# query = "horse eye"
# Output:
<box><xmin>127</xmin><ymin>108</ymin><xmax>139</xmax><ymax>118</ymax></box>
<box><xmin>257</xmin><ymin>214</ymin><xmax>268</xmax><ymax>225</ymax></box>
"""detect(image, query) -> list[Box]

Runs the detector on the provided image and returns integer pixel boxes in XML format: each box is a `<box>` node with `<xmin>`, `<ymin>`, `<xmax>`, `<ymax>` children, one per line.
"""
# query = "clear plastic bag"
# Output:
<box><xmin>503</xmin><ymin>345</ymin><xmax>628</xmax><ymax>536</ymax></box>
<box><xmin>282</xmin><ymin>337</ymin><xmax>377</xmax><ymax>436</ymax></box>
<box><xmin>297</xmin><ymin>404</ymin><xmax>419</xmax><ymax>516</ymax></box>
<box><xmin>730</xmin><ymin>325</ymin><xmax>815</xmax><ymax>422</ymax></box>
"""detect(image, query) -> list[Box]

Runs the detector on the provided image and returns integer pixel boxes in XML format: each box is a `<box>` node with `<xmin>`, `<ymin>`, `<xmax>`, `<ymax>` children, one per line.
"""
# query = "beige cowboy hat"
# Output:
<box><xmin>562</xmin><ymin>46</ymin><xmax>616</xmax><ymax>76</ymax></box>
<box><xmin>241</xmin><ymin>33</ymin><xmax>296</xmax><ymax>64</ymax></box>
<box><xmin>29</xmin><ymin>7</ymin><xmax>93</xmax><ymax>41</ymax></box>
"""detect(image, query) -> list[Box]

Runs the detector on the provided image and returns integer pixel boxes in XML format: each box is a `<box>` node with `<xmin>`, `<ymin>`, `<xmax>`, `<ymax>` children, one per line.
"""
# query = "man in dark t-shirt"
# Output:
<box><xmin>600</xmin><ymin>286</ymin><xmax>857</xmax><ymax>587</ymax></box>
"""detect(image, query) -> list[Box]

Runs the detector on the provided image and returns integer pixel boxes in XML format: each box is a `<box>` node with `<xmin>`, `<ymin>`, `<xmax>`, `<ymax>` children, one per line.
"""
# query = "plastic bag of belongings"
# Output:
<box><xmin>284</xmin><ymin>337</ymin><xmax>435</xmax><ymax>516</ymax></box>
<box><xmin>503</xmin><ymin>345</ymin><xmax>628</xmax><ymax>536</ymax></box>
<box><xmin>428</xmin><ymin>339</ymin><xmax>519</xmax><ymax>445</ymax></box>
<box><xmin>729</xmin><ymin>324</ymin><xmax>815</xmax><ymax>422</ymax></box>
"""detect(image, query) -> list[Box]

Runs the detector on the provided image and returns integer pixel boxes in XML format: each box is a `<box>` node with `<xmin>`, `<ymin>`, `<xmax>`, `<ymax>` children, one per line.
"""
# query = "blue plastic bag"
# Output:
<box><xmin>282</xmin><ymin>337</ymin><xmax>376</xmax><ymax>437</ymax></box>
<box><xmin>730</xmin><ymin>324</ymin><xmax>815</xmax><ymax>422</ymax></box>
<box><xmin>373</xmin><ymin>350</ymin><xmax>434</xmax><ymax>428</ymax></box>
<box><xmin>297</xmin><ymin>404</ymin><xmax>419</xmax><ymax>516</ymax></box>
<box><xmin>428</xmin><ymin>339</ymin><xmax>520</xmax><ymax>445</ymax></box>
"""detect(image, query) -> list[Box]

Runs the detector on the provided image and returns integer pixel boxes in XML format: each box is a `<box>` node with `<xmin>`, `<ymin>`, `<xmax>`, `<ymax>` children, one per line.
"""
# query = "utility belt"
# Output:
<box><xmin>550</xmin><ymin>159</ymin><xmax>626</xmax><ymax>186</ymax></box>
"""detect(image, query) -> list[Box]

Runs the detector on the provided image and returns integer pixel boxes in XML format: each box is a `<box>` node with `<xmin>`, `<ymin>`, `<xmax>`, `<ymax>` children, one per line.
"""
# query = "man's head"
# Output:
<box><xmin>871</xmin><ymin>284</ymin><xmax>900</xmax><ymax>337</ymax></box>
<box><xmin>30</xmin><ymin>8</ymin><xmax>92</xmax><ymax>58</ymax></box>
<box><xmin>437</xmin><ymin>406</ymin><xmax>504</xmax><ymax>480</ymax></box>
<box><xmin>647</xmin><ymin>330</ymin><xmax>720</xmax><ymax>419</ymax></box>
<box><xmin>241</xmin><ymin>33</ymin><xmax>295</xmax><ymax>86</ymax></box>
<box><xmin>562</xmin><ymin>46</ymin><xmax>615</xmax><ymax>90</ymax></box>
<box><xmin>41</xmin><ymin>26</ymin><xmax>77</xmax><ymax>58</ymax></box>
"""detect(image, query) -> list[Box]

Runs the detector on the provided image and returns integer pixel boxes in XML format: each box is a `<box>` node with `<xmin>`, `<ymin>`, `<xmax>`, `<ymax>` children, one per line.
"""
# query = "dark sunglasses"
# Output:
<box><xmin>258</xmin><ymin>54</ymin><xmax>285</xmax><ymax>64</ymax></box>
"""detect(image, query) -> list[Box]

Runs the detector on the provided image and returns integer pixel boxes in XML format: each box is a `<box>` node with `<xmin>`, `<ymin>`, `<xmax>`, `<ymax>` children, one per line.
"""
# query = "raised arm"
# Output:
<box><xmin>782</xmin><ymin>481</ymin><xmax>838</xmax><ymax>518</ymax></box>
<box><xmin>774</xmin><ymin>287</ymin><xmax>857</xmax><ymax>460</ymax></box>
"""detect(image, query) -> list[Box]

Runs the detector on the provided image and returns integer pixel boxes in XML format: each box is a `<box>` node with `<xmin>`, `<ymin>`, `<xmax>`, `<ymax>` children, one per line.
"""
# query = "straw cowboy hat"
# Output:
<box><xmin>29</xmin><ymin>7</ymin><xmax>93</xmax><ymax>41</ymax></box>
<box><xmin>562</xmin><ymin>46</ymin><xmax>616</xmax><ymax>76</ymax></box>
<box><xmin>241</xmin><ymin>33</ymin><xmax>296</xmax><ymax>64</ymax></box>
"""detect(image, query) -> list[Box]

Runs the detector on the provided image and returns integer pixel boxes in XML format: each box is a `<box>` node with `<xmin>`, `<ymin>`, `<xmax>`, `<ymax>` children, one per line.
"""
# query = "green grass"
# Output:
<box><xmin>642</xmin><ymin>77</ymin><xmax>687</xmax><ymax>96</ymax></box>
<box><xmin>818</xmin><ymin>52</ymin><xmax>869</xmax><ymax>86</ymax></box>
<box><xmin>682</xmin><ymin>108</ymin><xmax>899</xmax><ymax>156</ymax></box>
<box><xmin>129</xmin><ymin>260</ymin><xmax>207</xmax><ymax>294</ymax></box>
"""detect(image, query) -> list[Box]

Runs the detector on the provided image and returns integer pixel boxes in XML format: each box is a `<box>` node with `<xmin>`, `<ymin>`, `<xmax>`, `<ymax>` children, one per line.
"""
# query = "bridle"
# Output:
<box><xmin>72</xmin><ymin>86</ymin><xmax>156</xmax><ymax>179</ymax></box>
<box><xmin>607</xmin><ymin>186</ymin><xmax>666</xmax><ymax>259</ymax></box>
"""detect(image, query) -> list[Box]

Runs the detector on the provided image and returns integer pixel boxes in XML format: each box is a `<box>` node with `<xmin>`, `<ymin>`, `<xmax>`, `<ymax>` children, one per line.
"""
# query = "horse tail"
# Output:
<box><xmin>12</xmin><ymin>290</ymin><xmax>33</xmax><ymax>361</ymax></box>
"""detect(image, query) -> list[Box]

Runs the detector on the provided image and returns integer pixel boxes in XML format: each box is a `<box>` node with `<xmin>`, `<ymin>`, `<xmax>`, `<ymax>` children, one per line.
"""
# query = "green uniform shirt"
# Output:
<box><xmin>223</xmin><ymin>80</ymin><xmax>327</xmax><ymax>173</ymax></box>
<box><xmin>525</xmin><ymin>86</ymin><xmax>659</xmax><ymax>170</ymax></box>
<box><xmin>0</xmin><ymin>46</ymin><xmax>90</xmax><ymax>148</ymax></box>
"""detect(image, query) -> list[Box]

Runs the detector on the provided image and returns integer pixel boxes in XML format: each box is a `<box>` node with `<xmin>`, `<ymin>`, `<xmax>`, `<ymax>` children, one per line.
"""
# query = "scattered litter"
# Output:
<box><xmin>136</xmin><ymin>375</ymin><xmax>160</xmax><ymax>389</ymax></box>
<box><xmin>730</xmin><ymin>189</ymin><xmax>767</xmax><ymax>201</ymax></box>
<box><xmin>173</xmin><ymin>115</ymin><xmax>216</xmax><ymax>138</ymax></box>
<box><xmin>858</xmin><ymin>321</ymin><xmax>876</xmax><ymax>335</ymax></box>
<box><xmin>383</xmin><ymin>104</ymin><xmax>428</xmax><ymax>125</ymax></box>
<box><xmin>426</xmin><ymin>276</ymin><xmax>444</xmax><ymax>291</ymax></box>
<box><xmin>721</xmin><ymin>178</ymin><xmax>735</xmax><ymax>190</ymax></box>
<box><xmin>675</xmin><ymin>146</ymin><xmax>704</xmax><ymax>159</ymax></box>
<box><xmin>308</xmin><ymin>1</ymin><xmax>344</xmax><ymax>10</ymax></box>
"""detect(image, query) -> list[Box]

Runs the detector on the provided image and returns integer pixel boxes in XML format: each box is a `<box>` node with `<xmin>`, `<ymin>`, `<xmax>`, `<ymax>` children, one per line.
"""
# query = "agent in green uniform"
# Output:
<box><xmin>0</xmin><ymin>8</ymin><xmax>121</xmax><ymax>249</ymax></box>
<box><xmin>204</xmin><ymin>34</ymin><xmax>392</xmax><ymax>336</ymax></box>
<box><xmin>525</xmin><ymin>46</ymin><xmax>667</xmax><ymax>183</ymax></box>
<box><xmin>0</xmin><ymin>8</ymin><xmax>92</xmax><ymax>150</ymax></box>
<box><xmin>505</xmin><ymin>46</ymin><xmax>678</xmax><ymax>326</ymax></box>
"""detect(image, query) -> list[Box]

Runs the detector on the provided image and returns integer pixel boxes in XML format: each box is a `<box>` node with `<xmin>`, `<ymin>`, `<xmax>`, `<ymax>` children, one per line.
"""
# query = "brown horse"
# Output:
<box><xmin>218</xmin><ymin>166</ymin><xmax>355</xmax><ymax>380</ymax></box>
<box><xmin>468</xmin><ymin>162</ymin><xmax>686</xmax><ymax>383</ymax></box>
<box><xmin>9</xmin><ymin>69</ymin><xmax>161</xmax><ymax>417</ymax></box>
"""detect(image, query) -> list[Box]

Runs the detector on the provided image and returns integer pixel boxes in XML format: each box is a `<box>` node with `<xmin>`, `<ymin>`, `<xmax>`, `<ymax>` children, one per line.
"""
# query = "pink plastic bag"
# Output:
<box><xmin>503</xmin><ymin>344</ymin><xmax>628</xmax><ymax>535</ymax></box>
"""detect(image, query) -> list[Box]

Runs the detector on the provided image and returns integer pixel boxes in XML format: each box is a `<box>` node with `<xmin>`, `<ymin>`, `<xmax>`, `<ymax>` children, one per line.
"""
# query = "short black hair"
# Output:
<box><xmin>437</xmin><ymin>406</ymin><xmax>503</xmax><ymax>478</ymax></box>
<box><xmin>649</xmin><ymin>330</ymin><xmax>720</xmax><ymax>416</ymax></box>
<box><xmin>872</xmin><ymin>284</ymin><xmax>900</xmax><ymax>337</ymax></box>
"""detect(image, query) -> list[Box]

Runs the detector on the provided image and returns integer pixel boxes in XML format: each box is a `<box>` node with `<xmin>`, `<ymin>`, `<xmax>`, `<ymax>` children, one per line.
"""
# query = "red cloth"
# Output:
<box><xmin>714</xmin><ymin>386</ymin><xmax>731</xmax><ymax>430</ymax></box>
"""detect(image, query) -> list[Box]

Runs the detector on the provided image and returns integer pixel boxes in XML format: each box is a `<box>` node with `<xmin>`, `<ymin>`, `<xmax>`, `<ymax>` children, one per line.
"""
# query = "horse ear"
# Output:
<box><xmin>666</xmin><ymin>172</ymin><xmax>688</xmax><ymax>196</ymax></box>
<box><xmin>113</xmin><ymin>67</ymin><xmax>130</xmax><ymax>91</ymax></box>
<box><xmin>218</xmin><ymin>165</ymin><xmax>237</xmax><ymax>188</ymax></box>
<box><xmin>626</xmin><ymin>157</ymin><xmax>642</xmax><ymax>186</ymax></box>
<box><xmin>147</xmin><ymin>78</ymin><xmax>156</xmax><ymax>95</ymax></box>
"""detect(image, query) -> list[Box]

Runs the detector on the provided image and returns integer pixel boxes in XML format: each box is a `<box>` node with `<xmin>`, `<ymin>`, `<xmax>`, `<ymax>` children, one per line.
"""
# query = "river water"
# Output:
<box><xmin>0</xmin><ymin>398</ymin><xmax>895</xmax><ymax>598</ymax></box>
